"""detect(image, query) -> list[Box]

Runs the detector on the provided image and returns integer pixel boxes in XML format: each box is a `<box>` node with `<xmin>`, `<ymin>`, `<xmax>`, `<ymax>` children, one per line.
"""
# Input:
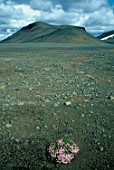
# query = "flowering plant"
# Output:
<box><xmin>48</xmin><ymin>138</ymin><xmax>79</xmax><ymax>164</ymax></box>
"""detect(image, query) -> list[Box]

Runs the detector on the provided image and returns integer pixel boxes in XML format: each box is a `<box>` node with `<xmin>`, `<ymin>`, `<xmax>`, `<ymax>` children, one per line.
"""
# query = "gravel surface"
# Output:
<box><xmin>0</xmin><ymin>43</ymin><xmax>114</xmax><ymax>170</ymax></box>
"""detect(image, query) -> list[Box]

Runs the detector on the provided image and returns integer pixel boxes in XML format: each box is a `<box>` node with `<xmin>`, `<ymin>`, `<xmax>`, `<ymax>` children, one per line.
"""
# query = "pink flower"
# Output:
<box><xmin>61</xmin><ymin>154</ymin><xmax>73</xmax><ymax>164</ymax></box>
<box><xmin>66</xmin><ymin>154</ymin><xmax>74</xmax><ymax>161</ymax></box>
<box><xmin>57</xmin><ymin>154</ymin><xmax>67</xmax><ymax>164</ymax></box>
<box><xmin>57</xmin><ymin>139</ymin><xmax>64</xmax><ymax>146</ymax></box>
<box><xmin>48</xmin><ymin>138</ymin><xmax>79</xmax><ymax>164</ymax></box>
<box><xmin>58</xmin><ymin>148</ymin><xmax>65</xmax><ymax>154</ymax></box>
<box><xmin>57</xmin><ymin>153</ymin><xmax>65</xmax><ymax>161</ymax></box>
<box><xmin>70</xmin><ymin>144</ymin><xmax>79</xmax><ymax>153</ymax></box>
<box><xmin>61</xmin><ymin>157</ymin><xmax>68</xmax><ymax>164</ymax></box>
<box><xmin>57</xmin><ymin>153</ymin><xmax>74</xmax><ymax>164</ymax></box>
<box><xmin>48</xmin><ymin>146</ymin><xmax>53</xmax><ymax>153</ymax></box>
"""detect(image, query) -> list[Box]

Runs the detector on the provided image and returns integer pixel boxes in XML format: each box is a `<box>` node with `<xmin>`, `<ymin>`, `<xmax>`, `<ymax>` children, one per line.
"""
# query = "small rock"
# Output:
<box><xmin>29</xmin><ymin>87</ymin><xmax>33</xmax><ymax>90</ymax></box>
<box><xmin>54</xmin><ymin>102</ymin><xmax>59</xmax><ymax>107</ymax></box>
<box><xmin>5</xmin><ymin>124</ymin><xmax>12</xmax><ymax>128</ymax></box>
<box><xmin>100</xmin><ymin>146</ymin><xmax>104</xmax><ymax>151</ymax></box>
<box><xmin>84</xmin><ymin>99</ymin><xmax>89</xmax><ymax>102</ymax></box>
<box><xmin>107</xmin><ymin>96</ymin><xmax>114</xmax><ymax>100</ymax></box>
<box><xmin>17</xmin><ymin>101</ymin><xmax>25</xmax><ymax>106</ymax></box>
<box><xmin>45</xmin><ymin>125</ymin><xmax>48</xmax><ymax>128</ymax></box>
<box><xmin>73</xmin><ymin>92</ymin><xmax>77</xmax><ymax>95</ymax></box>
<box><xmin>64</xmin><ymin>101</ymin><xmax>71</xmax><ymax>106</ymax></box>
<box><xmin>15</xmin><ymin>138</ymin><xmax>21</xmax><ymax>143</ymax></box>
<box><xmin>110</xmin><ymin>96</ymin><xmax>114</xmax><ymax>100</ymax></box>
<box><xmin>0</xmin><ymin>85</ymin><xmax>6</xmax><ymax>89</ymax></box>
<box><xmin>36</xmin><ymin>126</ymin><xmax>40</xmax><ymax>130</ymax></box>
<box><xmin>53</xmin><ymin>112</ymin><xmax>57</xmax><ymax>116</ymax></box>
<box><xmin>44</xmin><ymin>99</ymin><xmax>50</xmax><ymax>103</ymax></box>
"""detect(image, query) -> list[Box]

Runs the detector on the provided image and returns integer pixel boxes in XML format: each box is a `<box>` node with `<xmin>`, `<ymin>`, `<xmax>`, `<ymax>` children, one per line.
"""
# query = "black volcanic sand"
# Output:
<box><xmin>0</xmin><ymin>43</ymin><xmax>114</xmax><ymax>170</ymax></box>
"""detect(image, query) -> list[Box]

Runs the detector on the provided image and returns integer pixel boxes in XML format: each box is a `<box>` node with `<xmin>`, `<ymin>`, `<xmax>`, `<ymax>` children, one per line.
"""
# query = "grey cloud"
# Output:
<box><xmin>32</xmin><ymin>0</ymin><xmax>106</xmax><ymax>11</ymax></box>
<box><xmin>49</xmin><ymin>0</ymin><xmax>79</xmax><ymax>11</ymax></box>
<box><xmin>0</xmin><ymin>1</ymin><xmax>28</xmax><ymax>40</ymax></box>
<box><xmin>0</xmin><ymin>0</ymin><xmax>29</xmax><ymax>4</ymax></box>
<box><xmin>12</xmin><ymin>0</ymin><xmax>29</xmax><ymax>4</ymax></box>
<box><xmin>30</xmin><ymin>0</ymin><xmax>53</xmax><ymax>11</ymax></box>
<box><xmin>37</xmin><ymin>7</ymin><xmax>81</xmax><ymax>26</ymax></box>
<box><xmin>0</xmin><ymin>0</ymin><xmax>108</xmax><ymax>13</ymax></box>
<box><xmin>0</xmin><ymin>2</ymin><xmax>25</xmax><ymax>19</ymax></box>
<box><xmin>29</xmin><ymin>0</ymin><xmax>108</xmax><ymax>15</ymax></box>
<box><xmin>29</xmin><ymin>0</ymin><xmax>80</xmax><ymax>11</ymax></box>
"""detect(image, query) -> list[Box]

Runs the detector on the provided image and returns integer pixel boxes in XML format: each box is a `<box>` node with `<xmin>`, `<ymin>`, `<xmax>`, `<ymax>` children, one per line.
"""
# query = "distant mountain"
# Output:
<box><xmin>1</xmin><ymin>22</ymin><xmax>102</xmax><ymax>43</ymax></box>
<box><xmin>97</xmin><ymin>30</ymin><xmax>114</xmax><ymax>44</ymax></box>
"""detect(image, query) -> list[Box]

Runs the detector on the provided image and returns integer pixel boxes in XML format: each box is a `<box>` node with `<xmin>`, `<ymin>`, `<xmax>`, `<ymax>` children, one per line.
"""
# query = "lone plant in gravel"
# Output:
<box><xmin>48</xmin><ymin>138</ymin><xmax>79</xmax><ymax>164</ymax></box>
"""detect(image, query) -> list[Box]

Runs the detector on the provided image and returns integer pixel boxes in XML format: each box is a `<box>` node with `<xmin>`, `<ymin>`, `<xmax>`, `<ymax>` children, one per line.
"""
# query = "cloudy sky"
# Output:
<box><xmin>0</xmin><ymin>0</ymin><xmax>114</xmax><ymax>40</ymax></box>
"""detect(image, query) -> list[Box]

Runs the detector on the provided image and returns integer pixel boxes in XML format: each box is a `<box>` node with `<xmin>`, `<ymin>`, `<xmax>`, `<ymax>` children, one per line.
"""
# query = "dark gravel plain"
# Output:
<box><xmin>0</xmin><ymin>43</ymin><xmax>114</xmax><ymax>170</ymax></box>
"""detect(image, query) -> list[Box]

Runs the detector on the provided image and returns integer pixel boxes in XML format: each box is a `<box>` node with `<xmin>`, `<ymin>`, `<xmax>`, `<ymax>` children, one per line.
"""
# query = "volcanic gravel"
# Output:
<box><xmin>0</xmin><ymin>43</ymin><xmax>114</xmax><ymax>170</ymax></box>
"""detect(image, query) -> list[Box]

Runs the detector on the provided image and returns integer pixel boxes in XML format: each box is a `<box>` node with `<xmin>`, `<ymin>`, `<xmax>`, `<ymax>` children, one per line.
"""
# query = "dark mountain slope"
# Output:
<box><xmin>1</xmin><ymin>22</ymin><xmax>102</xmax><ymax>43</ymax></box>
<box><xmin>1</xmin><ymin>22</ymin><xmax>57</xmax><ymax>43</ymax></box>
<box><xmin>97</xmin><ymin>30</ymin><xmax>114</xmax><ymax>44</ymax></box>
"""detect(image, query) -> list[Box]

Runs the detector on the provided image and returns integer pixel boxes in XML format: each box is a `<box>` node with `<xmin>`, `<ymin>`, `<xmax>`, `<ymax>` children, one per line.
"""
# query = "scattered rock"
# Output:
<box><xmin>81</xmin><ymin>114</ymin><xmax>85</xmax><ymax>117</ymax></box>
<box><xmin>15</xmin><ymin>138</ymin><xmax>21</xmax><ymax>143</ymax></box>
<box><xmin>36</xmin><ymin>126</ymin><xmax>40</xmax><ymax>130</ymax></box>
<box><xmin>0</xmin><ymin>41</ymin><xmax>114</xmax><ymax>170</ymax></box>
<box><xmin>5</xmin><ymin>124</ymin><xmax>12</xmax><ymax>128</ymax></box>
<box><xmin>29</xmin><ymin>87</ymin><xmax>33</xmax><ymax>90</ymax></box>
<box><xmin>107</xmin><ymin>96</ymin><xmax>114</xmax><ymax>100</ymax></box>
<box><xmin>0</xmin><ymin>85</ymin><xmax>6</xmax><ymax>89</ymax></box>
<box><xmin>110</xmin><ymin>96</ymin><xmax>114</xmax><ymax>100</ymax></box>
<box><xmin>53</xmin><ymin>112</ymin><xmax>57</xmax><ymax>116</ymax></box>
<box><xmin>100</xmin><ymin>146</ymin><xmax>104</xmax><ymax>151</ymax></box>
<box><xmin>54</xmin><ymin>102</ymin><xmax>59</xmax><ymax>107</ymax></box>
<box><xmin>17</xmin><ymin>101</ymin><xmax>25</xmax><ymax>106</ymax></box>
<box><xmin>64</xmin><ymin>101</ymin><xmax>71</xmax><ymax>106</ymax></box>
<box><xmin>84</xmin><ymin>99</ymin><xmax>89</xmax><ymax>102</ymax></box>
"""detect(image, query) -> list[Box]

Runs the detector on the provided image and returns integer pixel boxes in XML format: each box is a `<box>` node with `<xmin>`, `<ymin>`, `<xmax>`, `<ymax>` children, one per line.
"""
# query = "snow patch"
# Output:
<box><xmin>101</xmin><ymin>34</ymin><xmax>114</xmax><ymax>40</ymax></box>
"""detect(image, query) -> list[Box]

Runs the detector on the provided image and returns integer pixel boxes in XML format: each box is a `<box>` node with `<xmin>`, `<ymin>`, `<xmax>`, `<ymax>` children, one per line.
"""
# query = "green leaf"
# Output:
<box><xmin>62</xmin><ymin>138</ymin><xmax>74</xmax><ymax>145</ymax></box>
<box><xmin>54</xmin><ymin>143</ymin><xmax>58</xmax><ymax>152</ymax></box>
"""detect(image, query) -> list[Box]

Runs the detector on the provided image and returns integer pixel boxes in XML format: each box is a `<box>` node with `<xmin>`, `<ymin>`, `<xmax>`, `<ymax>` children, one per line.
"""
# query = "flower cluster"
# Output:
<box><xmin>48</xmin><ymin>138</ymin><xmax>79</xmax><ymax>164</ymax></box>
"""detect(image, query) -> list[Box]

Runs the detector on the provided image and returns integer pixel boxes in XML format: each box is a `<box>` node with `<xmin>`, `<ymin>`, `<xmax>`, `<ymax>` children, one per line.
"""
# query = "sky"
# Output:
<box><xmin>0</xmin><ymin>0</ymin><xmax>114</xmax><ymax>41</ymax></box>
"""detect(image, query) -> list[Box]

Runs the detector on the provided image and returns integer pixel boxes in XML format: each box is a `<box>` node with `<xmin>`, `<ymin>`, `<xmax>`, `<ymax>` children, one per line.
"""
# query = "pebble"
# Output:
<box><xmin>64</xmin><ymin>101</ymin><xmax>71</xmax><ymax>106</ymax></box>
<box><xmin>54</xmin><ymin>102</ymin><xmax>59</xmax><ymax>107</ymax></box>
<box><xmin>100</xmin><ymin>146</ymin><xmax>104</xmax><ymax>151</ymax></box>
<box><xmin>36</xmin><ymin>126</ymin><xmax>40</xmax><ymax>130</ymax></box>
<box><xmin>29</xmin><ymin>87</ymin><xmax>33</xmax><ymax>90</ymax></box>
<box><xmin>84</xmin><ymin>99</ymin><xmax>89</xmax><ymax>102</ymax></box>
<box><xmin>17</xmin><ymin>101</ymin><xmax>25</xmax><ymax>106</ymax></box>
<box><xmin>0</xmin><ymin>85</ymin><xmax>6</xmax><ymax>89</ymax></box>
<box><xmin>110</xmin><ymin>96</ymin><xmax>114</xmax><ymax>100</ymax></box>
<box><xmin>53</xmin><ymin>112</ymin><xmax>57</xmax><ymax>116</ymax></box>
<box><xmin>107</xmin><ymin>96</ymin><xmax>114</xmax><ymax>100</ymax></box>
<box><xmin>15</xmin><ymin>138</ymin><xmax>21</xmax><ymax>143</ymax></box>
<box><xmin>81</xmin><ymin>114</ymin><xmax>85</xmax><ymax>117</ymax></box>
<box><xmin>73</xmin><ymin>92</ymin><xmax>77</xmax><ymax>95</ymax></box>
<box><xmin>5</xmin><ymin>124</ymin><xmax>12</xmax><ymax>128</ymax></box>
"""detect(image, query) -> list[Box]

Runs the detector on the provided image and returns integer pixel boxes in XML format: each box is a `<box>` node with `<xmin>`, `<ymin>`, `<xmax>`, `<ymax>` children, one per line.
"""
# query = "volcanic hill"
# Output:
<box><xmin>1</xmin><ymin>22</ymin><xmax>102</xmax><ymax>43</ymax></box>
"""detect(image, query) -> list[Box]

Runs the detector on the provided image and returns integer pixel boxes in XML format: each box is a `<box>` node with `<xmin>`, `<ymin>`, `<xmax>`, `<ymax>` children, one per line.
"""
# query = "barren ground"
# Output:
<box><xmin>0</xmin><ymin>43</ymin><xmax>114</xmax><ymax>170</ymax></box>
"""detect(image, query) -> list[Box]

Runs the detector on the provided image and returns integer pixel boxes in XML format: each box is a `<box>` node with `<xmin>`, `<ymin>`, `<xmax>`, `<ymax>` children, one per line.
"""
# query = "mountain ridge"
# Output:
<box><xmin>1</xmin><ymin>22</ymin><xmax>102</xmax><ymax>44</ymax></box>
